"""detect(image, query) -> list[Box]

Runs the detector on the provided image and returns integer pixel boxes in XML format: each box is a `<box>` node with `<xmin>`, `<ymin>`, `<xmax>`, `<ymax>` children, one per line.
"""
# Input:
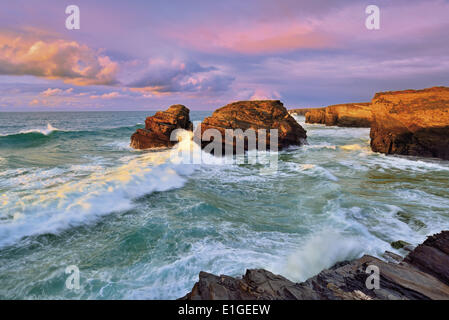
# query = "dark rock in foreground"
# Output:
<box><xmin>370</xmin><ymin>87</ymin><xmax>449</xmax><ymax>160</ymax></box>
<box><xmin>181</xmin><ymin>231</ymin><xmax>449</xmax><ymax>300</ymax></box>
<box><xmin>305</xmin><ymin>103</ymin><xmax>372</xmax><ymax>127</ymax></box>
<box><xmin>197</xmin><ymin>100</ymin><xmax>307</xmax><ymax>153</ymax></box>
<box><xmin>130</xmin><ymin>105</ymin><xmax>193</xmax><ymax>149</ymax></box>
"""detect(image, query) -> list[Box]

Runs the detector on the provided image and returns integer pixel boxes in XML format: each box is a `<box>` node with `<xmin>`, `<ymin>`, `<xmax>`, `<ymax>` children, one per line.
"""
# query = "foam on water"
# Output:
<box><xmin>0</xmin><ymin>131</ymin><xmax>199</xmax><ymax>248</ymax></box>
<box><xmin>1</xmin><ymin>112</ymin><xmax>448</xmax><ymax>299</ymax></box>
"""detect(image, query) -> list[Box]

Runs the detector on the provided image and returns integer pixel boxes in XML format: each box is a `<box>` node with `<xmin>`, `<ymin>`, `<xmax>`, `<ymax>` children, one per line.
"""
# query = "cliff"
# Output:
<box><xmin>305</xmin><ymin>103</ymin><xmax>372</xmax><ymax>127</ymax></box>
<box><xmin>370</xmin><ymin>86</ymin><xmax>449</xmax><ymax>160</ymax></box>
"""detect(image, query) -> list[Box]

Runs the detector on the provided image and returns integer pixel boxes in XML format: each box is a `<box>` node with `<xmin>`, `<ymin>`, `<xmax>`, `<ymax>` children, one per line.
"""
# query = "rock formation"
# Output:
<box><xmin>305</xmin><ymin>103</ymin><xmax>372</xmax><ymax>127</ymax></box>
<box><xmin>289</xmin><ymin>108</ymin><xmax>318</xmax><ymax>116</ymax></box>
<box><xmin>130</xmin><ymin>104</ymin><xmax>193</xmax><ymax>149</ymax></box>
<box><xmin>181</xmin><ymin>231</ymin><xmax>449</xmax><ymax>300</ymax></box>
<box><xmin>305</xmin><ymin>108</ymin><xmax>326</xmax><ymax>124</ymax></box>
<box><xmin>197</xmin><ymin>100</ymin><xmax>307</xmax><ymax>153</ymax></box>
<box><xmin>370</xmin><ymin>87</ymin><xmax>449</xmax><ymax>160</ymax></box>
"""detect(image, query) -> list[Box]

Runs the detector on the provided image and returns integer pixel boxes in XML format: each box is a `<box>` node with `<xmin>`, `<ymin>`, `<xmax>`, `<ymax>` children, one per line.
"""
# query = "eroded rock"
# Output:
<box><xmin>289</xmin><ymin>108</ymin><xmax>318</xmax><ymax>116</ymax></box>
<box><xmin>130</xmin><ymin>104</ymin><xmax>193</xmax><ymax>149</ymax></box>
<box><xmin>305</xmin><ymin>103</ymin><xmax>372</xmax><ymax>127</ymax></box>
<box><xmin>370</xmin><ymin>87</ymin><xmax>449</xmax><ymax>160</ymax></box>
<box><xmin>197</xmin><ymin>100</ymin><xmax>307</xmax><ymax>153</ymax></box>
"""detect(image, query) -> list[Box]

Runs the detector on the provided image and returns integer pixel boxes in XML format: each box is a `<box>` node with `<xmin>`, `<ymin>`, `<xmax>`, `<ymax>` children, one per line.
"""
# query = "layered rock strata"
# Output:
<box><xmin>181</xmin><ymin>231</ymin><xmax>449</xmax><ymax>300</ymax></box>
<box><xmin>370</xmin><ymin>87</ymin><xmax>449</xmax><ymax>160</ymax></box>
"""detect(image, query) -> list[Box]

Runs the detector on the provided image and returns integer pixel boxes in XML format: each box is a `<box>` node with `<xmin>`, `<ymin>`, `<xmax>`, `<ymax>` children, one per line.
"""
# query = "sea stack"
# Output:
<box><xmin>305</xmin><ymin>103</ymin><xmax>372</xmax><ymax>127</ymax></box>
<box><xmin>130</xmin><ymin>104</ymin><xmax>193</xmax><ymax>149</ymax></box>
<box><xmin>197</xmin><ymin>100</ymin><xmax>307</xmax><ymax>152</ymax></box>
<box><xmin>370</xmin><ymin>87</ymin><xmax>449</xmax><ymax>160</ymax></box>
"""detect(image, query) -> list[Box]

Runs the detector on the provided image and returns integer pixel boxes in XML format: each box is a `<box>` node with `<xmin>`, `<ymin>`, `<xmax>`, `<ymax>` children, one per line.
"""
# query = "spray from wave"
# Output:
<box><xmin>19</xmin><ymin>123</ymin><xmax>59</xmax><ymax>135</ymax></box>
<box><xmin>0</xmin><ymin>130</ymin><xmax>199</xmax><ymax>248</ymax></box>
<box><xmin>283</xmin><ymin>230</ymin><xmax>364</xmax><ymax>282</ymax></box>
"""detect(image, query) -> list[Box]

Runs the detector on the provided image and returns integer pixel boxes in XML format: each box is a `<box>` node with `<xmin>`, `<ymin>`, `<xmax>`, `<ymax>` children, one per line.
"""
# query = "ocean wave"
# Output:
<box><xmin>0</xmin><ymin>123</ymin><xmax>143</xmax><ymax>148</ymax></box>
<box><xmin>283</xmin><ymin>230</ymin><xmax>365</xmax><ymax>282</ymax></box>
<box><xmin>19</xmin><ymin>123</ymin><xmax>60</xmax><ymax>135</ymax></box>
<box><xmin>0</xmin><ymin>131</ymin><xmax>198</xmax><ymax>248</ymax></box>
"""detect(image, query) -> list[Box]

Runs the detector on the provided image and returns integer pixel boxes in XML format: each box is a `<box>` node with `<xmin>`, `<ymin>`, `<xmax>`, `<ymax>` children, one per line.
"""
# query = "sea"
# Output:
<box><xmin>0</xmin><ymin>111</ymin><xmax>448</xmax><ymax>299</ymax></box>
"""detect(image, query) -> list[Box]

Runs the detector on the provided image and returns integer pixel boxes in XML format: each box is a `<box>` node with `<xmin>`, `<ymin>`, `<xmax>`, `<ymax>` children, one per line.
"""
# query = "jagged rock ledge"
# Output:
<box><xmin>180</xmin><ymin>231</ymin><xmax>449</xmax><ymax>300</ymax></box>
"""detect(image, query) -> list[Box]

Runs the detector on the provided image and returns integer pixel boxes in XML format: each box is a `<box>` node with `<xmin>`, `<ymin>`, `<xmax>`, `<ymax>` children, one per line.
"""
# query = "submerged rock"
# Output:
<box><xmin>391</xmin><ymin>240</ymin><xmax>411</xmax><ymax>250</ymax></box>
<box><xmin>370</xmin><ymin>87</ymin><xmax>449</xmax><ymax>160</ymax></box>
<box><xmin>130</xmin><ymin>105</ymin><xmax>193</xmax><ymax>149</ymax></box>
<box><xmin>305</xmin><ymin>103</ymin><xmax>372</xmax><ymax>127</ymax></box>
<box><xmin>197</xmin><ymin>100</ymin><xmax>307</xmax><ymax>153</ymax></box>
<box><xmin>181</xmin><ymin>231</ymin><xmax>449</xmax><ymax>300</ymax></box>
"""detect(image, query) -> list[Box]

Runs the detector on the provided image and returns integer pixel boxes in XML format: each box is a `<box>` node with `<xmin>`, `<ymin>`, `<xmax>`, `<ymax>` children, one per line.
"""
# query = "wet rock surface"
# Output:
<box><xmin>130</xmin><ymin>104</ymin><xmax>193</xmax><ymax>149</ymax></box>
<box><xmin>181</xmin><ymin>231</ymin><xmax>449</xmax><ymax>300</ymax></box>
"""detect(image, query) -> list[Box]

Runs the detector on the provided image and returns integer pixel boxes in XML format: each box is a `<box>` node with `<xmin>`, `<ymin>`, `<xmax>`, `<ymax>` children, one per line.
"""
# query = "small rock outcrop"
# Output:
<box><xmin>181</xmin><ymin>231</ymin><xmax>449</xmax><ymax>300</ymax></box>
<box><xmin>305</xmin><ymin>108</ymin><xmax>326</xmax><ymax>124</ymax></box>
<box><xmin>130</xmin><ymin>105</ymin><xmax>193</xmax><ymax>149</ymax></box>
<box><xmin>370</xmin><ymin>87</ymin><xmax>449</xmax><ymax>160</ymax></box>
<box><xmin>289</xmin><ymin>108</ymin><xmax>317</xmax><ymax>116</ymax></box>
<box><xmin>197</xmin><ymin>100</ymin><xmax>307</xmax><ymax>152</ymax></box>
<box><xmin>305</xmin><ymin>103</ymin><xmax>372</xmax><ymax>127</ymax></box>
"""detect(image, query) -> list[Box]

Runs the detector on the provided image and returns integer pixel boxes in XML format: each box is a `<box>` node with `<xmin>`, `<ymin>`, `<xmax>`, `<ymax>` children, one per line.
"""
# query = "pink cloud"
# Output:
<box><xmin>250</xmin><ymin>88</ymin><xmax>281</xmax><ymax>100</ymax></box>
<box><xmin>166</xmin><ymin>20</ymin><xmax>334</xmax><ymax>54</ymax></box>
<box><xmin>29</xmin><ymin>99</ymin><xmax>40</xmax><ymax>106</ymax></box>
<box><xmin>41</xmin><ymin>88</ymin><xmax>74</xmax><ymax>96</ymax></box>
<box><xmin>0</xmin><ymin>32</ymin><xmax>118</xmax><ymax>85</ymax></box>
<box><xmin>90</xmin><ymin>91</ymin><xmax>121</xmax><ymax>99</ymax></box>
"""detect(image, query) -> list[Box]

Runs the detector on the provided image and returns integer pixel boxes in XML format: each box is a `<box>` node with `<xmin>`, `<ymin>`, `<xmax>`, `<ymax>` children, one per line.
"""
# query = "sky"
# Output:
<box><xmin>0</xmin><ymin>0</ymin><xmax>448</xmax><ymax>111</ymax></box>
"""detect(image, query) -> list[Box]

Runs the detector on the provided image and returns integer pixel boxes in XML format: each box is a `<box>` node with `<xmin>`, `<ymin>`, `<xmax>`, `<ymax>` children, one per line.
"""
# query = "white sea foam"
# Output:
<box><xmin>0</xmin><ymin>133</ymin><xmax>201</xmax><ymax>248</ymax></box>
<box><xmin>2</xmin><ymin>113</ymin><xmax>449</xmax><ymax>299</ymax></box>
<box><xmin>296</xmin><ymin>163</ymin><xmax>339</xmax><ymax>181</ymax></box>
<box><xmin>0</xmin><ymin>167</ymin><xmax>68</xmax><ymax>190</ymax></box>
<box><xmin>283</xmin><ymin>230</ymin><xmax>365</xmax><ymax>282</ymax></box>
<box><xmin>103</xmin><ymin>141</ymin><xmax>133</xmax><ymax>151</ymax></box>
<box><xmin>18</xmin><ymin>123</ymin><xmax>59</xmax><ymax>135</ymax></box>
<box><xmin>303</xmin><ymin>143</ymin><xmax>337</xmax><ymax>151</ymax></box>
<box><xmin>371</xmin><ymin>154</ymin><xmax>449</xmax><ymax>172</ymax></box>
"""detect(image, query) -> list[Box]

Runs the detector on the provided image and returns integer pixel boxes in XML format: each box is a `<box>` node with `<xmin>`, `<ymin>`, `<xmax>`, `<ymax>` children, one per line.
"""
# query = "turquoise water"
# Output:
<box><xmin>0</xmin><ymin>111</ymin><xmax>449</xmax><ymax>299</ymax></box>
